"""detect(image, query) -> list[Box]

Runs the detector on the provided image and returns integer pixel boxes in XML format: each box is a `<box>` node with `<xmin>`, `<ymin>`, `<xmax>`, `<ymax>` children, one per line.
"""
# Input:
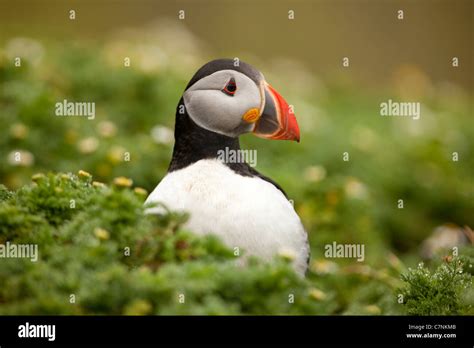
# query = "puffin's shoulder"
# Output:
<box><xmin>224</xmin><ymin>162</ymin><xmax>288</xmax><ymax>198</ymax></box>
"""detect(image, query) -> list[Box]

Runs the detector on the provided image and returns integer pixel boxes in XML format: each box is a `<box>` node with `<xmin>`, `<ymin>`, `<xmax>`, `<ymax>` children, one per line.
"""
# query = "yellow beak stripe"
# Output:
<box><xmin>242</xmin><ymin>108</ymin><xmax>260</xmax><ymax>123</ymax></box>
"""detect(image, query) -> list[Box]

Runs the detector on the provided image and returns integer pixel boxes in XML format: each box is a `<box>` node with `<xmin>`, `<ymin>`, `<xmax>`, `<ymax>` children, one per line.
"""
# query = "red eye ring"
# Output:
<box><xmin>222</xmin><ymin>78</ymin><xmax>237</xmax><ymax>96</ymax></box>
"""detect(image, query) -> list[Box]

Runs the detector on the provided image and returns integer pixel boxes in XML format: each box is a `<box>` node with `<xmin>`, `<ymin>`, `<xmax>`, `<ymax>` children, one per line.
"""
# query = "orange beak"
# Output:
<box><xmin>253</xmin><ymin>82</ymin><xmax>300</xmax><ymax>142</ymax></box>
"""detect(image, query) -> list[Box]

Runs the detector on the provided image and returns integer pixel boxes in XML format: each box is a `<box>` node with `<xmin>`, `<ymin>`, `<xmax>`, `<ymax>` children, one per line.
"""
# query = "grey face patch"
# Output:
<box><xmin>183</xmin><ymin>70</ymin><xmax>261</xmax><ymax>138</ymax></box>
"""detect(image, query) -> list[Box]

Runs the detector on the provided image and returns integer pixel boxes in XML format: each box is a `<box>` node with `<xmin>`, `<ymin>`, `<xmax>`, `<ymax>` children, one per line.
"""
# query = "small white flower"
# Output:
<box><xmin>97</xmin><ymin>121</ymin><xmax>117</xmax><ymax>138</ymax></box>
<box><xmin>151</xmin><ymin>125</ymin><xmax>174</xmax><ymax>145</ymax></box>
<box><xmin>78</xmin><ymin>137</ymin><xmax>99</xmax><ymax>154</ymax></box>
<box><xmin>345</xmin><ymin>178</ymin><xmax>368</xmax><ymax>199</ymax></box>
<box><xmin>7</xmin><ymin>150</ymin><xmax>34</xmax><ymax>166</ymax></box>
<box><xmin>304</xmin><ymin>165</ymin><xmax>326</xmax><ymax>183</ymax></box>
<box><xmin>5</xmin><ymin>37</ymin><xmax>44</xmax><ymax>67</ymax></box>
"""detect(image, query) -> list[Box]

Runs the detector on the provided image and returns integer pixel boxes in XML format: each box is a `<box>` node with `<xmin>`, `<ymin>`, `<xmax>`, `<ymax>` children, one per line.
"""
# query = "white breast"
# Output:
<box><xmin>145</xmin><ymin>159</ymin><xmax>309</xmax><ymax>275</ymax></box>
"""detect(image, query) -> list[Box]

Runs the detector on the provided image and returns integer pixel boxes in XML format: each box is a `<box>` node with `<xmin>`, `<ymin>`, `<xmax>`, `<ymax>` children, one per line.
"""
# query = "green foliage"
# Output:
<box><xmin>0</xmin><ymin>172</ymin><xmax>334</xmax><ymax>315</ymax></box>
<box><xmin>398</xmin><ymin>253</ymin><xmax>473</xmax><ymax>315</ymax></box>
<box><xmin>2</xmin><ymin>173</ymin><xmax>470</xmax><ymax>315</ymax></box>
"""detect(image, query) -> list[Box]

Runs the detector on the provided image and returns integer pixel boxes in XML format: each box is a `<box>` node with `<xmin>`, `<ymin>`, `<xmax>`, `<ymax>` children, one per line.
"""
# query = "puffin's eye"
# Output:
<box><xmin>222</xmin><ymin>78</ymin><xmax>237</xmax><ymax>96</ymax></box>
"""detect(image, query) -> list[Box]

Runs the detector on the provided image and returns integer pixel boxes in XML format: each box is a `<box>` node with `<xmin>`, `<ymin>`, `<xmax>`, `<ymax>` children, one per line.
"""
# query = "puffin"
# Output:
<box><xmin>145</xmin><ymin>59</ymin><xmax>310</xmax><ymax>275</ymax></box>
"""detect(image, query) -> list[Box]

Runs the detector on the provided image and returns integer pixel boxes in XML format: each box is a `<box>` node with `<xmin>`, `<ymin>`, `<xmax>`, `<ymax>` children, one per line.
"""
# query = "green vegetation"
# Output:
<box><xmin>0</xmin><ymin>172</ymin><xmax>471</xmax><ymax>315</ymax></box>
<box><xmin>398</xmin><ymin>252</ymin><xmax>473</xmax><ymax>315</ymax></box>
<box><xmin>0</xmin><ymin>36</ymin><xmax>472</xmax><ymax>315</ymax></box>
<box><xmin>0</xmin><ymin>173</ymin><xmax>331</xmax><ymax>315</ymax></box>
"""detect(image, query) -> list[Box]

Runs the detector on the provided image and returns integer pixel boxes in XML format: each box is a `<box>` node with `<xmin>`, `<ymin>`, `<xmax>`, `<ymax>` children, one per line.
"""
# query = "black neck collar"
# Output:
<box><xmin>167</xmin><ymin>99</ymin><xmax>287</xmax><ymax>197</ymax></box>
<box><xmin>168</xmin><ymin>101</ymin><xmax>241</xmax><ymax>172</ymax></box>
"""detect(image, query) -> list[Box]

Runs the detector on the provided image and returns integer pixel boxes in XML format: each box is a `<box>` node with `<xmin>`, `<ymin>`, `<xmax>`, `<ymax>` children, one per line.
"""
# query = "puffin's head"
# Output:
<box><xmin>182</xmin><ymin>59</ymin><xmax>300</xmax><ymax>142</ymax></box>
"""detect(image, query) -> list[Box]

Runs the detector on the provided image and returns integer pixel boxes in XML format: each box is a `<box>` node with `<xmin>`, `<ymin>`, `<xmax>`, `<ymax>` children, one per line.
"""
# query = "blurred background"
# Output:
<box><xmin>0</xmin><ymin>0</ymin><xmax>473</xmax><ymax>314</ymax></box>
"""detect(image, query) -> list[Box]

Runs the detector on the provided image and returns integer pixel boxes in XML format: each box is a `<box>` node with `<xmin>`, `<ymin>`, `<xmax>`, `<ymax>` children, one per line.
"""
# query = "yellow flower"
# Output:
<box><xmin>364</xmin><ymin>305</ymin><xmax>381</xmax><ymax>315</ymax></box>
<box><xmin>107</xmin><ymin>146</ymin><xmax>126</xmax><ymax>164</ymax></box>
<box><xmin>134</xmin><ymin>187</ymin><xmax>148</xmax><ymax>196</ymax></box>
<box><xmin>10</xmin><ymin>123</ymin><xmax>28</xmax><ymax>139</ymax></box>
<box><xmin>123</xmin><ymin>299</ymin><xmax>152</xmax><ymax>315</ymax></box>
<box><xmin>310</xmin><ymin>259</ymin><xmax>339</xmax><ymax>275</ymax></box>
<box><xmin>113</xmin><ymin>176</ymin><xmax>133</xmax><ymax>188</ymax></box>
<box><xmin>78</xmin><ymin>170</ymin><xmax>92</xmax><ymax>179</ymax></box>
<box><xmin>60</xmin><ymin>174</ymin><xmax>71</xmax><ymax>180</ymax></box>
<box><xmin>31</xmin><ymin>173</ymin><xmax>45</xmax><ymax>182</ymax></box>
<box><xmin>309</xmin><ymin>288</ymin><xmax>327</xmax><ymax>301</ymax></box>
<box><xmin>94</xmin><ymin>227</ymin><xmax>110</xmax><ymax>240</ymax></box>
<box><xmin>278</xmin><ymin>247</ymin><xmax>297</xmax><ymax>261</ymax></box>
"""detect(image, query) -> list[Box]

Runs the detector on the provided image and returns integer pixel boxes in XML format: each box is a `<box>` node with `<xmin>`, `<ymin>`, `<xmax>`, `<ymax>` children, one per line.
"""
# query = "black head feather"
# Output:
<box><xmin>184</xmin><ymin>58</ymin><xmax>263</xmax><ymax>91</ymax></box>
